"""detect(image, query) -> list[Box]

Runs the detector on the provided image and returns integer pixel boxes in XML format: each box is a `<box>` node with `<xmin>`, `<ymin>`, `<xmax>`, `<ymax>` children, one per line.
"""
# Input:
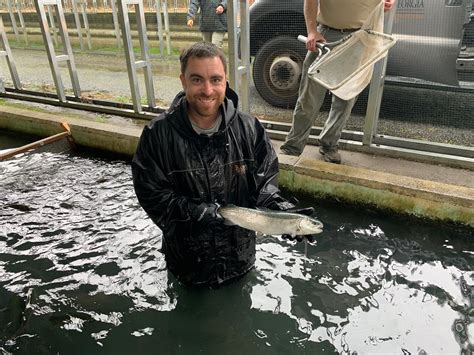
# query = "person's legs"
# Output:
<box><xmin>318</xmin><ymin>93</ymin><xmax>358</xmax><ymax>163</ymax></box>
<box><xmin>211</xmin><ymin>32</ymin><xmax>225</xmax><ymax>48</ymax></box>
<box><xmin>280</xmin><ymin>51</ymin><xmax>327</xmax><ymax>156</ymax></box>
<box><xmin>202</xmin><ymin>32</ymin><xmax>212</xmax><ymax>42</ymax></box>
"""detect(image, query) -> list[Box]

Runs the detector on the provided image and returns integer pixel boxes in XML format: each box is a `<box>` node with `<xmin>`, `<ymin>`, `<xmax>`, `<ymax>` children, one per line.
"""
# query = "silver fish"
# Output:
<box><xmin>219</xmin><ymin>205</ymin><xmax>323</xmax><ymax>236</ymax></box>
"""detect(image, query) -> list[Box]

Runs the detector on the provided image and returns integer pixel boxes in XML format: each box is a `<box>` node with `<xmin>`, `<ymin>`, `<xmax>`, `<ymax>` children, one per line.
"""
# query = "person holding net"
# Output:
<box><xmin>186</xmin><ymin>0</ymin><xmax>228</xmax><ymax>49</ymax></box>
<box><xmin>280</xmin><ymin>0</ymin><xmax>396</xmax><ymax>164</ymax></box>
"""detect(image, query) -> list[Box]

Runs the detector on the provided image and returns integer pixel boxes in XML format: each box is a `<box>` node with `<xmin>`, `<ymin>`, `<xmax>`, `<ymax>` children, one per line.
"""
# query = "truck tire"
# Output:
<box><xmin>252</xmin><ymin>36</ymin><xmax>307</xmax><ymax>108</ymax></box>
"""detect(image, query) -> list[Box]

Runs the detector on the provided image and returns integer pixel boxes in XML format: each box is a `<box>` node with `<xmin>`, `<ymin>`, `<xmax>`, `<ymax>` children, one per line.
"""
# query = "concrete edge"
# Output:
<box><xmin>279</xmin><ymin>154</ymin><xmax>474</xmax><ymax>227</ymax></box>
<box><xmin>1</xmin><ymin>104</ymin><xmax>473</xmax><ymax>227</ymax></box>
<box><xmin>0</xmin><ymin>105</ymin><xmax>142</xmax><ymax>156</ymax></box>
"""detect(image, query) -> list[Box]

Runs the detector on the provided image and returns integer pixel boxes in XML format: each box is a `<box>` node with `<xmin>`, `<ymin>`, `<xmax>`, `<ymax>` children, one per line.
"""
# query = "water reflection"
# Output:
<box><xmin>0</xmin><ymin>150</ymin><xmax>472</xmax><ymax>354</ymax></box>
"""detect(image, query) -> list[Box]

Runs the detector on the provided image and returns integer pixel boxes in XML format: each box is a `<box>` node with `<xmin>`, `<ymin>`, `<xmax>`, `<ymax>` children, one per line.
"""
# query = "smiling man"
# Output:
<box><xmin>132</xmin><ymin>42</ymin><xmax>314</xmax><ymax>287</ymax></box>
<box><xmin>179</xmin><ymin>47</ymin><xmax>226</xmax><ymax>130</ymax></box>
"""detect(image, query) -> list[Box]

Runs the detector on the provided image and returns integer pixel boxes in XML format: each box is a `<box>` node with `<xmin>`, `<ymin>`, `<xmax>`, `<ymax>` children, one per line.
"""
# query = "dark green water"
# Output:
<box><xmin>0</xmin><ymin>146</ymin><xmax>473</xmax><ymax>354</ymax></box>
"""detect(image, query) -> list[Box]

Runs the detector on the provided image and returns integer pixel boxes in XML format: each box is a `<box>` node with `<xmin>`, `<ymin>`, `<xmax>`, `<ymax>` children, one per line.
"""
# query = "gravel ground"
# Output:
<box><xmin>1</xmin><ymin>47</ymin><xmax>473</xmax><ymax>147</ymax></box>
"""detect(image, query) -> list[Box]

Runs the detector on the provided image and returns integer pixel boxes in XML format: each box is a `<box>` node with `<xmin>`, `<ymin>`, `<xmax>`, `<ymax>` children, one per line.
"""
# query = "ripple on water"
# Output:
<box><xmin>0</xmin><ymin>150</ymin><xmax>472</xmax><ymax>354</ymax></box>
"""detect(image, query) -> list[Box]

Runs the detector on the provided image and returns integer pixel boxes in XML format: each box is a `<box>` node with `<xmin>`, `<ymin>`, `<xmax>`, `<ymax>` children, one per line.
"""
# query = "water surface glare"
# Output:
<box><xmin>0</xmin><ymin>150</ymin><xmax>473</xmax><ymax>354</ymax></box>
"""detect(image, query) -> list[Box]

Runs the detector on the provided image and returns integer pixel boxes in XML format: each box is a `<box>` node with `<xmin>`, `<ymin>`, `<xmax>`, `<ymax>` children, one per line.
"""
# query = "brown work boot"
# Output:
<box><xmin>319</xmin><ymin>146</ymin><xmax>341</xmax><ymax>164</ymax></box>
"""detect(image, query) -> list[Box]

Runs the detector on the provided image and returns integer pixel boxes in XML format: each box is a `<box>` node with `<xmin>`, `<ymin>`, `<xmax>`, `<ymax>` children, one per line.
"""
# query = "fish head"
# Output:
<box><xmin>299</xmin><ymin>217</ymin><xmax>324</xmax><ymax>235</ymax></box>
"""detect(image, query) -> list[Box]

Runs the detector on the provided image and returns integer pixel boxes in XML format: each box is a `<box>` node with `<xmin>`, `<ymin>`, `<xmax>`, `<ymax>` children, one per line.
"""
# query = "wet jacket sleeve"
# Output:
<box><xmin>252</xmin><ymin>118</ymin><xmax>289</xmax><ymax>208</ymax></box>
<box><xmin>131</xmin><ymin>124</ymin><xmax>192</xmax><ymax>230</ymax></box>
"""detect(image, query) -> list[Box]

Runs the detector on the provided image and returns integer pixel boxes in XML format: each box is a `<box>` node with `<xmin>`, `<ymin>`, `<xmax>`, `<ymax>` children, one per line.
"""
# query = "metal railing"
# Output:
<box><xmin>0</xmin><ymin>0</ymin><xmax>472</xmax><ymax>169</ymax></box>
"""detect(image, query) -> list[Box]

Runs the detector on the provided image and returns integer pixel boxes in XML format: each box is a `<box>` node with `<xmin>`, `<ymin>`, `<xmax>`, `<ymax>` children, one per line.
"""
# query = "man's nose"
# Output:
<box><xmin>202</xmin><ymin>81</ymin><xmax>213</xmax><ymax>95</ymax></box>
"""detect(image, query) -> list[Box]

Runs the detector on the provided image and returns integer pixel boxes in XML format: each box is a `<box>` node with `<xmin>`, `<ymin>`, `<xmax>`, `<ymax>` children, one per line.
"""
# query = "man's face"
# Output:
<box><xmin>180</xmin><ymin>56</ymin><xmax>226</xmax><ymax>123</ymax></box>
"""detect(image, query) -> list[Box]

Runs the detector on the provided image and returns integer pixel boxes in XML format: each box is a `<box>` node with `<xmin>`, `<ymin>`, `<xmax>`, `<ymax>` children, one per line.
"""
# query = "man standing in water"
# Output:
<box><xmin>280</xmin><ymin>0</ymin><xmax>396</xmax><ymax>163</ymax></box>
<box><xmin>132</xmin><ymin>42</ymin><xmax>314</xmax><ymax>287</ymax></box>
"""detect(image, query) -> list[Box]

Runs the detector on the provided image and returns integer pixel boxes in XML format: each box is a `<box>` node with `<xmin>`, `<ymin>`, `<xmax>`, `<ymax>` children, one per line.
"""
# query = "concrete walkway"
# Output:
<box><xmin>0</xmin><ymin>102</ymin><xmax>472</xmax><ymax>227</ymax></box>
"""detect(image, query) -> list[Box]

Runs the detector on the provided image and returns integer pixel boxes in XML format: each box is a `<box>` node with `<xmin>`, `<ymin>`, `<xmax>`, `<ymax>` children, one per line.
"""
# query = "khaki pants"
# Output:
<box><xmin>281</xmin><ymin>26</ymin><xmax>359</xmax><ymax>156</ymax></box>
<box><xmin>202</xmin><ymin>32</ymin><xmax>225</xmax><ymax>48</ymax></box>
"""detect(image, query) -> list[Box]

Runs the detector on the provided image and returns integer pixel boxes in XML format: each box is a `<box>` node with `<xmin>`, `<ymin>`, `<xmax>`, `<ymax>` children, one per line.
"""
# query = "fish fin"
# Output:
<box><xmin>224</xmin><ymin>203</ymin><xmax>238</xmax><ymax>208</ymax></box>
<box><xmin>223</xmin><ymin>219</ymin><xmax>236</xmax><ymax>226</ymax></box>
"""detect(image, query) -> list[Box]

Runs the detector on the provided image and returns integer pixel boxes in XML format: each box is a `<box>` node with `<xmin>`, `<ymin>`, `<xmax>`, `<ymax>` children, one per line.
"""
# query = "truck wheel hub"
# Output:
<box><xmin>269</xmin><ymin>56</ymin><xmax>301</xmax><ymax>90</ymax></box>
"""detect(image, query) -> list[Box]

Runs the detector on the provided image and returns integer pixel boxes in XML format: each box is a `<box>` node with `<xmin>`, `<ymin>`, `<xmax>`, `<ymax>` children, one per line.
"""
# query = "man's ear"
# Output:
<box><xmin>179</xmin><ymin>73</ymin><xmax>186</xmax><ymax>91</ymax></box>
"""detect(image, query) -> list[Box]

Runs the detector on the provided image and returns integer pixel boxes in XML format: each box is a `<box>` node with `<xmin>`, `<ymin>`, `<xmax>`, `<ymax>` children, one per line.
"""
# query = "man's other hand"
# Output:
<box><xmin>216</xmin><ymin>5</ymin><xmax>224</xmax><ymax>14</ymax></box>
<box><xmin>187</xmin><ymin>19</ymin><xmax>194</xmax><ymax>28</ymax></box>
<box><xmin>306</xmin><ymin>29</ymin><xmax>326</xmax><ymax>52</ymax></box>
<box><xmin>191</xmin><ymin>202</ymin><xmax>224</xmax><ymax>227</ymax></box>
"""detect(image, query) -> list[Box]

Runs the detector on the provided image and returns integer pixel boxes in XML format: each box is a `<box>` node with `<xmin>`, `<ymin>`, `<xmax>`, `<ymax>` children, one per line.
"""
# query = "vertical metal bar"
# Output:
<box><xmin>7</xmin><ymin>0</ymin><xmax>20</xmax><ymax>43</ymax></box>
<box><xmin>238</xmin><ymin>0</ymin><xmax>250</xmax><ymax>113</ymax></box>
<box><xmin>155</xmin><ymin>0</ymin><xmax>164</xmax><ymax>56</ymax></box>
<box><xmin>162</xmin><ymin>0</ymin><xmax>170</xmax><ymax>55</ymax></box>
<box><xmin>117</xmin><ymin>0</ymin><xmax>143</xmax><ymax>112</ymax></box>
<box><xmin>47</xmin><ymin>4</ymin><xmax>59</xmax><ymax>46</ymax></box>
<box><xmin>72</xmin><ymin>0</ymin><xmax>85</xmax><ymax>50</ymax></box>
<box><xmin>80</xmin><ymin>0</ymin><xmax>92</xmax><ymax>50</ymax></box>
<box><xmin>363</xmin><ymin>6</ymin><xmax>397</xmax><ymax>146</ymax></box>
<box><xmin>0</xmin><ymin>15</ymin><xmax>22</xmax><ymax>89</ymax></box>
<box><xmin>135</xmin><ymin>0</ymin><xmax>156</xmax><ymax>108</ymax></box>
<box><xmin>226</xmin><ymin>0</ymin><xmax>239</xmax><ymax>95</ymax></box>
<box><xmin>36</xmin><ymin>0</ymin><xmax>66</xmax><ymax>101</ymax></box>
<box><xmin>16</xmin><ymin>0</ymin><xmax>28</xmax><ymax>45</ymax></box>
<box><xmin>55</xmin><ymin>0</ymin><xmax>81</xmax><ymax>97</ymax></box>
<box><xmin>111</xmin><ymin>0</ymin><xmax>122</xmax><ymax>50</ymax></box>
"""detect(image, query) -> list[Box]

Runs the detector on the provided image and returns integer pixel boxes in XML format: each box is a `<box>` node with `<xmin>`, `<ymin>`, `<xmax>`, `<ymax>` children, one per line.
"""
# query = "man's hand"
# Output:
<box><xmin>216</xmin><ymin>5</ymin><xmax>224</xmax><ymax>14</ymax></box>
<box><xmin>282</xmin><ymin>233</ymin><xmax>317</xmax><ymax>243</ymax></box>
<box><xmin>269</xmin><ymin>197</ymin><xmax>317</xmax><ymax>242</ymax></box>
<box><xmin>187</xmin><ymin>19</ymin><xmax>194</xmax><ymax>28</ymax></box>
<box><xmin>306</xmin><ymin>29</ymin><xmax>326</xmax><ymax>52</ymax></box>
<box><xmin>384</xmin><ymin>0</ymin><xmax>396</xmax><ymax>12</ymax></box>
<box><xmin>191</xmin><ymin>202</ymin><xmax>224</xmax><ymax>227</ymax></box>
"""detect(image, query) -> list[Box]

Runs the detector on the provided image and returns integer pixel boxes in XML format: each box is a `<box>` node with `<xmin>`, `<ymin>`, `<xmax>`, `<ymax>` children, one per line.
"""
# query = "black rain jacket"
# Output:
<box><xmin>132</xmin><ymin>86</ymin><xmax>288</xmax><ymax>286</ymax></box>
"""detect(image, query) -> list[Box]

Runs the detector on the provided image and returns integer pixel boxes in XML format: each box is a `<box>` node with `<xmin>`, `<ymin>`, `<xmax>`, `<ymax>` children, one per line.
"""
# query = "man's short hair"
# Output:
<box><xmin>179</xmin><ymin>42</ymin><xmax>227</xmax><ymax>74</ymax></box>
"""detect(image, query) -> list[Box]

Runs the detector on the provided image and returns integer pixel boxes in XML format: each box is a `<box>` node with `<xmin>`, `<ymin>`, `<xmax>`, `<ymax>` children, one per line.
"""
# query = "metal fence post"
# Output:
<box><xmin>35</xmin><ymin>0</ymin><xmax>81</xmax><ymax>102</ymax></box>
<box><xmin>7</xmin><ymin>0</ymin><xmax>20</xmax><ymax>43</ymax></box>
<box><xmin>155</xmin><ymin>0</ymin><xmax>164</xmax><ymax>56</ymax></box>
<box><xmin>0</xmin><ymin>15</ymin><xmax>21</xmax><ymax>89</ymax></box>
<box><xmin>79</xmin><ymin>0</ymin><xmax>93</xmax><ymax>50</ymax></box>
<box><xmin>238</xmin><ymin>0</ymin><xmax>250</xmax><ymax>113</ymax></box>
<box><xmin>227</xmin><ymin>0</ymin><xmax>239</xmax><ymax>95</ymax></box>
<box><xmin>162</xmin><ymin>0</ymin><xmax>171</xmax><ymax>55</ymax></box>
<box><xmin>363</xmin><ymin>5</ymin><xmax>397</xmax><ymax>146</ymax></box>
<box><xmin>111</xmin><ymin>0</ymin><xmax>122</xmax><ymax>50</ymax></box>
<box><xmin>117</xmin><ymin>0</ymin><xmax>156</xmax><ymax>113</ymax></box>
<box><xmin>15</xmin><ymin>0</ymin><xmax>28</xmax><ymax>45</ymax></box>
<box><xmin>72</xmin><ymin>0</ymin><xmax>85</xmax><ymax>50</ymax></box>
<box><xmin>47</xmin><ymin>4</ymin><xmax>60</xmax><ymax>47</ymax></box>
<box><xmin>227</xmin><ymin>0</ymin><xmax>250</xmax><ymax>113</ymax></box>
